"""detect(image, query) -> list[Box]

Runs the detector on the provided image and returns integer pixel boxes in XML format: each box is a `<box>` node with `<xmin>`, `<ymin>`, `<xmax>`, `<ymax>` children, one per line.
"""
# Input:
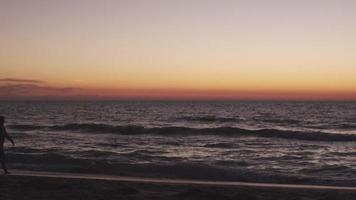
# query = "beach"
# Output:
<box><xmin>2</xmin><ymin>171</ymin><xmax>356</xmax><ymax>200</ymax></box>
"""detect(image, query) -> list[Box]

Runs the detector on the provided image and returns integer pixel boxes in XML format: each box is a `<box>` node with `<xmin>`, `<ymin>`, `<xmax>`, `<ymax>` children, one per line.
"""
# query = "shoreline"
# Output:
<box><xmin>2</xmin><ymin>170</ymin><xmax>356</xmax><ymax>200</ymax></box>
<box><xmin>10</xmin><ymin>169</ymin><xmax>356</xmax><ymax>191</ymax></box>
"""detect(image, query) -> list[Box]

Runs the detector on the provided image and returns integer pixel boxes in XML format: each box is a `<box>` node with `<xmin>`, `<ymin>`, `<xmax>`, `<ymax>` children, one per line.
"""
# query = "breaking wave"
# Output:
<box><xmin>177</xmin><ymin>116</ymin><xmax>239</xmax><ymax>123</ymax></box>
<box><xmin>8</xmin><ymin>123</ymin><xmax>356</xmax><ymax>142</ymax></box>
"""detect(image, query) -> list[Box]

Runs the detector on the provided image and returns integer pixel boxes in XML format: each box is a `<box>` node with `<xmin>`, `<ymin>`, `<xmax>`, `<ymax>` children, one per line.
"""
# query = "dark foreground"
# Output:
<box><xmin>1</xmin><ymin>175</ymin><xmax>356</xmax><ymax>200</ymax></box>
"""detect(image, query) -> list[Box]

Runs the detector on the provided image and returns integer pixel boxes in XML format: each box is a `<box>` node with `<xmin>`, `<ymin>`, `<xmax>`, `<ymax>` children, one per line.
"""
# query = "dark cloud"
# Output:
<box><xmin>0</xmin><ymin>83</ymin><xmax>84</xmax><ymax>99</ymax></box>
<box><xmin>0</xmin><ymin>78</ymin><xmax>44</xmax><ymax>84</ymax></box>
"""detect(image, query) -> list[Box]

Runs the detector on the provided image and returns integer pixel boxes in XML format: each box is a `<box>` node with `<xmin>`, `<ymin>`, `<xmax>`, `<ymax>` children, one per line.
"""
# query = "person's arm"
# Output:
<box><xmin>3</xmin><ymin>127</ymin><xmax>15</xmax><ymax>146</ymax></box>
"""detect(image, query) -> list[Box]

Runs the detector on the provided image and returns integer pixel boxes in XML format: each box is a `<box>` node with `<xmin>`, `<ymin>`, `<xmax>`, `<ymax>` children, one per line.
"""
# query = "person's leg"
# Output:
<box><xmin>0</xmin><ymin>145</ymin><xmax>8</xmax><ymax>174</ymax></box>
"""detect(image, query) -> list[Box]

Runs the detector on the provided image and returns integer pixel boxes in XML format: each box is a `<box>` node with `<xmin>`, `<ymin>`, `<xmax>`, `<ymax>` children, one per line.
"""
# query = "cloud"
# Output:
<box><xmin>0</xmin><ymin>83</ymin><xmax>84</xmax><ymax>100</ymax></box>
<box><xmin>0</xmin><ymin>78</ymin><xmax>44</xmax><ymax>84</ymax></box>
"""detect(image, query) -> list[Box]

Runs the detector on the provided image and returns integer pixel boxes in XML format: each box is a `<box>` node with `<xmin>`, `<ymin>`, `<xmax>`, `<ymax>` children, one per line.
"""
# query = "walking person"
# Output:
<box><xmin>0</xmin><ymin>116</ymin><xmax>15</xmax><ymax>174</ymax></box>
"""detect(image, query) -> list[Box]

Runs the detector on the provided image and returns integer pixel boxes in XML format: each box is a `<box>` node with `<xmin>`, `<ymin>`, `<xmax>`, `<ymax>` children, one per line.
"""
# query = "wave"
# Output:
<box><xmin>307</xmin><ymin>123</ymin><xmax>356</xmax><ymax>130</ymax></box>
<box><xmin>299</xmin><ymin>165</ymin><xmax>354</xmax><ymax>176</ymax></box>
<box><xmin>9</xmin><ymin>152</ymin><xmax>356</xmax><ymax>186</ymax></box>
<box><xmin>8</xmin><ymin>124</ymin><xmax>48</xmax><ymax>131</ymax></box>
<box><xmin>335</xmin><ymin>123</ymin><xmax>356</xmax><ymax>130</ymax></box>
<box><xmin>8</xmin><ymin>124</ymin><xmax>145</xmax><ymax>134</ymax></box>
<box><xmin>6</xmin><ymin>151</ymin><xmax>294</xmax><ymax>183</ymax></box>
<box><xmin>177</xmin><ymin>116</ymin><xmax>239</xmax><ymax>123</ymax></box>
<box><xmin>260</xmin><ymin>118</ymin><xmax>300</xmax><ymax>124</ymax></box>
<box><xmin>203</xmin><ymin>142</ymin><xmax>236</xmax><ymax>148</ymax></box>
<box><xmin>8</xmin><ymin>123</ymin><xmax>356</xmax><ymax>142</ymax></box>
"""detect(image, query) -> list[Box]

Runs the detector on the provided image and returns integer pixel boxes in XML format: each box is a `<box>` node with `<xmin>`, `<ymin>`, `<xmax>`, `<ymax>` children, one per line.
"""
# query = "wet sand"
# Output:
<box><xmin>1</xmin><ymin>171</ymin><xmax>356</xmax><ymax>200</ymax></box>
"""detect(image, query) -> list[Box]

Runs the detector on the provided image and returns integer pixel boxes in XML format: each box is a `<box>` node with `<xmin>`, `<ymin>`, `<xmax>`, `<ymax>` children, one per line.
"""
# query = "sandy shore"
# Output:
<box><xmin>0</xmin><ymin>171</ymin><xmax>356</xmax><ymax>200</ymax></box>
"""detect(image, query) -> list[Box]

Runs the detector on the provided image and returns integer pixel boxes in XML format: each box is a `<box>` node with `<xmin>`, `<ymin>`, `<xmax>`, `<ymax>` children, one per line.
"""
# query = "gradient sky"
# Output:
<box><xmin>1</xmin><ymin>0</ymin><xmax>356</xmax><ymax>100</ymax></box>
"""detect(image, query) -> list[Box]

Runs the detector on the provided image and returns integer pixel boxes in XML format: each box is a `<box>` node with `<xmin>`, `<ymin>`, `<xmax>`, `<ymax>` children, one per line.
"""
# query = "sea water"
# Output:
<box><xmin>1</xmin><ymin>101</ymin><xmax>356</xmax><ymax>186</ymax></box>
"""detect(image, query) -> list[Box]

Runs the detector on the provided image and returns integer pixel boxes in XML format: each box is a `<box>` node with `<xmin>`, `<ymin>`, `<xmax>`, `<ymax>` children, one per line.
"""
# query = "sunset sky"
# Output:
<box><xmin>1</xmin><ymin>0</ymin><xmax>356</xmax><ymax>100</ymax></box>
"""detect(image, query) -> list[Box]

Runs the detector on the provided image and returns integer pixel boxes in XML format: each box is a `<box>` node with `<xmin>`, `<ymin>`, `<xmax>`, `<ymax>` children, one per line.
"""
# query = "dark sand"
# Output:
<box><xmin>1</xmin><ymin>172</ymin><xmax>356</xmax><ymax>200</ymax></box>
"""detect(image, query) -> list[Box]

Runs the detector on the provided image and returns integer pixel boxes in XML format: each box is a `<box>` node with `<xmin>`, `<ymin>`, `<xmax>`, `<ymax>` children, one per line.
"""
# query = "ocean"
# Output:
<box><xmin>1</xmin><ymin>101</ymin><xmax>356</xmax><ymax>186</ymax></box>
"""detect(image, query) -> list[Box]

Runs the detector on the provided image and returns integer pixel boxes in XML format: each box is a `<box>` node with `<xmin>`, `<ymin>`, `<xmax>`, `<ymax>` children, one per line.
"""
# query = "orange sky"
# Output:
<box><xmin>1</xmin><ymin>0</ymin><xmax>356</xmax><ymax>100</ymax></box>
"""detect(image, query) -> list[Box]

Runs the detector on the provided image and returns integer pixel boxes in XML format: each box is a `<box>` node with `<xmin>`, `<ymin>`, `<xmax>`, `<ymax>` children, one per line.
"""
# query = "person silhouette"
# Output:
<box><xmin>0</xmin><ymin>116</ymin><xmax>15</xmax><ymax>174</ymax></box>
